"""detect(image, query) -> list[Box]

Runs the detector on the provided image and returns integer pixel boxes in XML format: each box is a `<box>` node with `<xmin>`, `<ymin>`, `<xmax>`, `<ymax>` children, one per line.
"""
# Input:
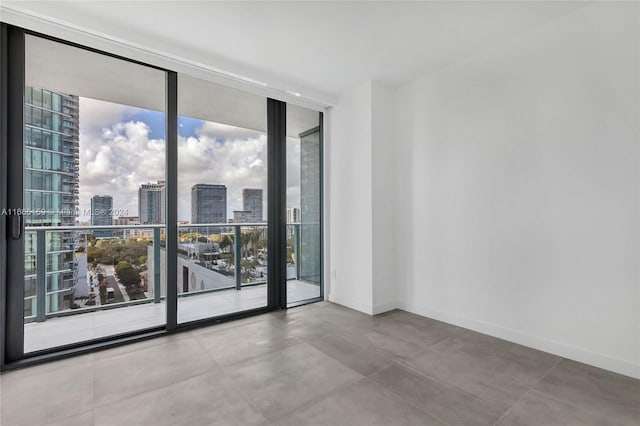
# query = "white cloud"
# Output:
<box><xmin>79</xmin><ymin>119</ymin><xmax>165</xmax><ymax>221</ymax></box>
<box><xmin>78</xmin><ymin>98</ymin><xmax>304</xmax><ymax>223</ymax></box>
<box><xmin>177</xmin><ymin>132</ymin><xmax>267</xmax><ymax>221</ymax></box>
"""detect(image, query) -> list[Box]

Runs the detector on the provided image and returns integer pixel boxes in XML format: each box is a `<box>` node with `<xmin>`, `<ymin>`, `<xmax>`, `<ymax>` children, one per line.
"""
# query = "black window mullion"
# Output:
<box><xmin>267</xmin><ymin>98</ymin><xmax>287</xmax><ymax>309</ymax></box>
<box><xmin>165</xmin><ymin>71</ymin><xmax>178</xmax><ymax>330</ymax></box>
<box><xmin>3</xmin><ymin>24</ymin><xmax>26</xmax><ymax>364</ymax></box>
<box><xmin>318</xmin><ymin>111</ymin><xmax>325</xmax><ymax>301</ymax></box>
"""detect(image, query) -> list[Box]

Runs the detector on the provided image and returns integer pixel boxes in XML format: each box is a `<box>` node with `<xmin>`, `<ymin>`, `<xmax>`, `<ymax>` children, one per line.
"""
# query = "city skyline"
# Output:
<box><xmin>77</xmin><ymin>97</ymin><xmax>302</xmax><ymax>222</ymax></box>
<box><xmin>90</xmin><ymin>185</ymin><xmax>272</xmax><ymax>225</ymax></box>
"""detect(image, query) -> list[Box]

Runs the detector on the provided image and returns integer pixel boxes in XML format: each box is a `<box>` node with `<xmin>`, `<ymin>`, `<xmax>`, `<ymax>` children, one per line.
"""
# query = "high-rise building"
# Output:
<box><xmin>242</xmin><ymin>188</ymin><xmax>263</xmax><ymax>223</ymax></box>
<box><xmin>191</xmin><ymin>184</ymin><xmax>227</xmax><ymax>226</ymax></box>
<box><xmin>233</xmin><ymin>210</ymin><xmax>252</xmax><ymax>224</ymax></box>
<box><xmin>91</xmin><ymin>195</ymin><xmax>113</xmax><ymax>238</ymax></box>
<box><xmin>139</xmin><ymin>181</ymin><xmax>166</xmax><ymax>224</ymax></box>
<box><xmin>24</xmin><ymin>87</ymin><xmax>80</xmax><ymax>315</ymax></box>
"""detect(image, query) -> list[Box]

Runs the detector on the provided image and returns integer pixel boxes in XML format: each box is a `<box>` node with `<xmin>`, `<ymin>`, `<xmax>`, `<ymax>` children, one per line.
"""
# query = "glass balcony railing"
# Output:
<box><xmin>23</xmin><ymin>223</ymin><xmax>304</xmax><ymax>323</ymax></box>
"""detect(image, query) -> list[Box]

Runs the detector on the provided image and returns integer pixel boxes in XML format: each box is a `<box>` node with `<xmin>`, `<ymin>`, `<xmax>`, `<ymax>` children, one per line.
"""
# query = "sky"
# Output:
<box><xmin>78</xmin><ymin>97</ymin><xmax>301</xmax><ymax>222</ymax></box>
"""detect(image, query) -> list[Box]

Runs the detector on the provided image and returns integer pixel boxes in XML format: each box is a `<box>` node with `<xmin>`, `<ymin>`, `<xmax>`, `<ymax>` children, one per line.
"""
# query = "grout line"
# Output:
<box><xmin>241</xmin><ymin>337</ymin><xmax>368</xmax><ymax>423</ymax></box>
<box><xmin>198</xmin><ymin>336</ymin><xmax>306</xmax><ymax>370</ymax></box>
<box><xmin>301</xmin><ymin>332</ymin><xmax>395</xmax><ymax>375</ymax></box>
<box><xmin>394</xmin><ymin>350</ymin><xmax>503</xmax><ymax>410</ymax></box>
<box><xmin>264</xmin><ymin>374</ymin><xmax>364</xmax><ymax>424</ymax></box>
<box><xmin>91</xmin><ymin>366</ymin><xmax>217</xmax><ymax>412</ymax></box>
<box><xmin>366</xmin><ymin>362</ymin><xmax>458</xmax><ymax>426</ymax></box>
<box><xmin>90</xmin><ymin>340</ymin><xmax>221</xmax><ymax>411</ymax></box>
<box><xmin>217</xmin><ymin>367</ymin><xmax>270</xmax><ymax>424</ymax></box>
<box><xmin>492</xmin><ymin>356</ymin><xmax>564</xmax><ymax>426</ymax></box>
<box><xmin>363</xmin><ymin>357</ymin><xmax>397</xmax><ymax>378</ymax></box>
<box><xmin>191</xmin><ymin>331</ymin><xmax>221</xmax><ymax>368</ymax></box>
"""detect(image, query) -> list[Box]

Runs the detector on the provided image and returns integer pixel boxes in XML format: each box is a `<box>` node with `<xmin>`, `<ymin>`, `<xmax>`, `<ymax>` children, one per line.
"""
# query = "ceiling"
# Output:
<box><xmin>4</xmin><ymin>1</ymin><xmax>588</xmax><ymax>103</ymax></box>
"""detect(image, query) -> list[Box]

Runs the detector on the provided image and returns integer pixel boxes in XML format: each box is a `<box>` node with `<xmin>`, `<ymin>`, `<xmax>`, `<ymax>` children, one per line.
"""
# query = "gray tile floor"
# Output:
<box><xmin>1</xmin><ymin>302</ymin><xmax>639</xmax><ymax>426</ymax></box>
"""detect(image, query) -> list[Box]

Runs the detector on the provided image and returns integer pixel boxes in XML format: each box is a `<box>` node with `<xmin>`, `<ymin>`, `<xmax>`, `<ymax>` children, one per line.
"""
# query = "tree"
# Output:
<box><xmin>219</xmin><ymin>235</ymin><xmax>233</xmax><ymax>253</ymax></box>
<box><xmin>115</xmin><ymin>261</ymin><xmax>141</xmax><ymax>286</ymax></box>
<box><xmin>90</xmin><ymin>238</ymin><xmax>150</xmax><ymax>267</ymax></box>
<box><xmin>249</xmin><ymin>228</ymin><xmax>266</xmax><ymax>257</ymax></box>
<box><xmin>98</xmin><ymin>279</ymin><xmax>108</xmax><ymax>305</ymax></box>
<box><xmin>87</xmin><ymin>245</ymin><xmax>103</xmax><ymax>263</ymax></box>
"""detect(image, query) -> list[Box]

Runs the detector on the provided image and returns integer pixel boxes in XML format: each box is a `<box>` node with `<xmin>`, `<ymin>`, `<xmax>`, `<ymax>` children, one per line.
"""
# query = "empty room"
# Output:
<box><xmin>0</xmin><ymin>1</ymin><xmax>638</xmax><ymax>425</ymax></box>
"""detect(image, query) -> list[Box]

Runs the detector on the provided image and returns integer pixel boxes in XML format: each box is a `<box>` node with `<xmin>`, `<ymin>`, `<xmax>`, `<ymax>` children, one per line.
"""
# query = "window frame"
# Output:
<box><xmin>0</xmin><ymin>22</ymin><xmax>324</xmax><ymax>370</ymax></box>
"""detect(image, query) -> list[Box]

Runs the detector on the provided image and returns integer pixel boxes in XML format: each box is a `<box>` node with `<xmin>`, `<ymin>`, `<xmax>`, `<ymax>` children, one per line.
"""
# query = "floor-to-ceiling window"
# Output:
<box><xmin>176</xmin><ymin>75</ymin><xmax>269</xmax><ymax>323</ymax></box>
<box><xmin>19</xmin><ymin>33</ymin><xmax>168</xmax><ymax>353</ymax></box>
<box><xmin>1</xmin><ymin>24</ymin><xmax>324</xmax><ymax>368</ymax></box>
<box><xmin>286</xmin><ymin>105</ymin><xmax>323</xmax><ymax>306</ymax></box>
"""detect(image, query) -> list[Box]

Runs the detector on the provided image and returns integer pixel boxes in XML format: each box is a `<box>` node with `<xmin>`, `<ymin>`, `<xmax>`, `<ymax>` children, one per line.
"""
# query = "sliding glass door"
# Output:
<box><xmin>17</xmin><ymin>34</ymin><xmax>168</xmax><ymax>353</ymax></box>
<box><xmin>286</xmin><ymin>105</ymin><xmax>323</xmax><ymax>306</ymax></box>
<box><xmin>176</xmin><ymin>75</ymin><xmax>268</xmax><ymax>323</ymax></box>
<box><xmin>1</xmin><ymin>24</ymin><xmax>324</xmax><ymax>367</ymax></box>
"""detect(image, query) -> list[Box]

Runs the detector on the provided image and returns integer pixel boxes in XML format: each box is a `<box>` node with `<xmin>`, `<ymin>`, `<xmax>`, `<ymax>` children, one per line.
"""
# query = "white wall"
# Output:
<box><xmin>328</xmin><ymin>81</ymin><xmax>398</xmax><ymax>314</ymax></box>
<box><xmin>329</xmin><ymin>81</ymin><xmax>374</xmax><ymax>313</ymax></box>
<box><xmin>371</xmin><ymin>83</ymin><xmax>397</xmax><ymax>313</ymax></box>
<box><xmin>395</xmin><ymin>2</ymin><xmax>639</xmax><ymax>378</ymax></box>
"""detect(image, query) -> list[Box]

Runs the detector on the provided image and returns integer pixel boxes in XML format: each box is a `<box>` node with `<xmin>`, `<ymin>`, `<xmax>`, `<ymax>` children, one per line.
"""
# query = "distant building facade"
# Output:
<box><xmin>242</xmin><ymin>188</ymin><xmax>263</xmax><ymax>222</ymax></box>
<box><xmin>191</xmin><ymin>184</ymin><xmax>227</xmax><ymax>228</ymax></box>
<box><xmin>113</xmin><ymin>216</ymin><xmax>142</xmax><ymax>238</ymax></box>
<box><xmin>24</xmin><ymin>87</ymin><xmax>80</xmax><ymax>316</ymax></box>
<box><xmin>91</xmin><ymin>195</ymin><xmax>113</xmax><ymax>238</ymax></box>
<box><xmin>233</xmin><ymin>210</ymin><xmax>252</xmax><ymax>224</ymax></box>
<box><xmin>139</xmin><ymin>181</ymin><xmax>166</xmax><ymax>224</ymax></box>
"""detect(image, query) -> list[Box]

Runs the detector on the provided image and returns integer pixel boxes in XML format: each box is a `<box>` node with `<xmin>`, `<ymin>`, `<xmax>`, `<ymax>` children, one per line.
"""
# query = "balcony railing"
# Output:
<box><xmin>23</xmin><ymin>222</ymin><xmax>302</xmax><ymax>323</ymax></box>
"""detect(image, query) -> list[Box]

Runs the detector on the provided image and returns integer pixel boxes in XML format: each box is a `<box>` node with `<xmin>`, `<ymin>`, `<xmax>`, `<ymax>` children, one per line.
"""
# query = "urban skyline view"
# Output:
<box><xmin>19</xmin><ymin>28</ymin><xmax>321</xmax><ymax>354</ymax></box>
<box><xmin>90</xmin><ymin>184</ymin><xmax>272</xmax><ymax>227</ymax></box>
<box><xmin>77</xmin><ymin>97</ymin><xmax>302</xmax><ymax>223</ymax></box>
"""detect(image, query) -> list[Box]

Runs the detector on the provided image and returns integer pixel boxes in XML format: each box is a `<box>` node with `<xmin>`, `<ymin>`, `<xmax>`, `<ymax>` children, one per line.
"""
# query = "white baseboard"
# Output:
<box><xmin>399</xmin><ymin>302</ymin><xmax>640</xmax><ymax>380</ymax></box>
<box><xmin>328</xmin><ymin>293</ymin><xmax>374</xmax><ymax>315</ymax></box>
<box><xmin>372</xmin><ymin>301</ymin><xmax>398</xmax><ymax>315</ymax></box>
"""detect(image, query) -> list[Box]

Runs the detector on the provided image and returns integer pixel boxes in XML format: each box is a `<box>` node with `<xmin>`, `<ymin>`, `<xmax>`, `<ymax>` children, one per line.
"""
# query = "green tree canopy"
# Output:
<box><xmin>115</xmin><ymin>261</ymin><xmax>141</xmax><ymax>286</ymax></box>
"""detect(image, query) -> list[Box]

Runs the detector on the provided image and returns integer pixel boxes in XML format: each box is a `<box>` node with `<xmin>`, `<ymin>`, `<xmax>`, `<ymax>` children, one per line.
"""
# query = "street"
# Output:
<box><xmin>105</xmin><ymin>275</ymin><xmax>125</xmax><ymax>303</ymax></box>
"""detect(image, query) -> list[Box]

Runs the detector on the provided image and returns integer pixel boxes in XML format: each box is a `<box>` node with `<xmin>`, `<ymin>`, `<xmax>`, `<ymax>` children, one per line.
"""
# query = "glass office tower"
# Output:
<box><xmin>24</xmin><ymin>87</ymin><xmax>80</xmax><ymax>317</ymax></box>
<box><xmin>91</xmin><ymin>195</ymin><xmax>113</xmax><ymax>238</ymax></box>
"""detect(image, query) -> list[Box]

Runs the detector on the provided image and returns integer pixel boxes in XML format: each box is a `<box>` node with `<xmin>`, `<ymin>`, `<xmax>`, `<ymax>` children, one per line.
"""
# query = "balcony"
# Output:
<box><xmin>23</xmin><ymin>223</ymin><xmax>320</xmax><ymax>353</ymax></box>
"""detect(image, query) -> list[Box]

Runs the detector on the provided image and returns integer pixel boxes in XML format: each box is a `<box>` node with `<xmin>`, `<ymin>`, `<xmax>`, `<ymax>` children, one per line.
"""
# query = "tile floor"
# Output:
<box><xmin>2</xmin><ymin>302</ymin><xmax>639</xmax><ymax>426</ymax></box>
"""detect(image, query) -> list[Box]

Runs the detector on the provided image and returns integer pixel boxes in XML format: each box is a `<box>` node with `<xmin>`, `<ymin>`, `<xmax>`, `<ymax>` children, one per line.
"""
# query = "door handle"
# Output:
<box><xmin>9</xmin><ymin>213</ymin><xmax>22</xmax><ymax>240</ymax></box>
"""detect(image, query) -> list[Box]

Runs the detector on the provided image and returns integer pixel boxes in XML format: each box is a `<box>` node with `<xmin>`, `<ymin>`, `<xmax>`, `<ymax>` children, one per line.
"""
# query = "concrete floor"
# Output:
<box><xmin>2</xmin><ymin>302</ymin><xmax>639</xmax><ymax>426</ymax></box>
